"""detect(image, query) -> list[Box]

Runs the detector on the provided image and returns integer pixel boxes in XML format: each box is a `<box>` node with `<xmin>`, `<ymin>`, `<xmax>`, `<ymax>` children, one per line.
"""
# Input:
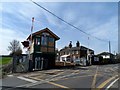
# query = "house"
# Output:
<box><xmin>91</xmin><ymin>55</ymin><xmax>103</xmax><ymax>65</ymax></box>
<box><xmin>97</xmin><ymin>52</ymin><xmax>116</xmax><ymax>64</ymax></box>
<box><xmin>22</xmin><ymin>28</ymin><xmax>60</xmax><ymax>71</ymax></box>
<box><xmin>58</xmin><ymin>41</ymin><xmax>94</xmax><ymax>66</ymax></box>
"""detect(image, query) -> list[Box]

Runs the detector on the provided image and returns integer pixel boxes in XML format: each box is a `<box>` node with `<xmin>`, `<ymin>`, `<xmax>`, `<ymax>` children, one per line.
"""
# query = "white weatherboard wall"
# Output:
<box><xmin>102</xmin><ymin>55</ymin><xmax>110</xmax><ymax>59</ymax></box>
<box><xmin>30</xmin><ymin>40</ymin><xmax>34</xmax><ymax>54</ymax></box>
<box><xmin>60</xmin><ymin>55</ymin><xmax>70</xmax><ymax>61</ymax></box>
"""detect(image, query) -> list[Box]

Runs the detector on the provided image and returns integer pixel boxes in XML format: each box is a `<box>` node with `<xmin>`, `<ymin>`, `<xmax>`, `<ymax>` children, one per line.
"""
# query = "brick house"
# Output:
<box><xmin>59</xmin><ymin>41</ymin><xmax>94</xmax><ymax>66</ymax></box>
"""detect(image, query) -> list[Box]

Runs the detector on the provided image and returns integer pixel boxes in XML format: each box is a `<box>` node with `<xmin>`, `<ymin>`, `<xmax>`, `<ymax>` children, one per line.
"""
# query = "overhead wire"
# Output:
<box><xmin>30</xmin><ymin>0</ymin><xmax>109</xmax><ymax>43</ymax></box>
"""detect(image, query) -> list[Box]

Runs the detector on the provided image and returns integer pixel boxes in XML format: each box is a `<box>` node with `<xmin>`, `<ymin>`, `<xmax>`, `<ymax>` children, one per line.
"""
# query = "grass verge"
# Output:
<box><xmin>0</xmin><ymin>57</ymin><xmax>12</xmax><ymax>65</ymax></box>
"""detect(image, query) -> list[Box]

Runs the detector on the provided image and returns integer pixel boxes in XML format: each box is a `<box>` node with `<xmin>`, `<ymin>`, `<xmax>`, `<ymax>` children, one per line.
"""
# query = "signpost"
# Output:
<box><xmin>21</xmin><ymin>17</ymin><xmax>34</xmax><ymax>72</ymax></box>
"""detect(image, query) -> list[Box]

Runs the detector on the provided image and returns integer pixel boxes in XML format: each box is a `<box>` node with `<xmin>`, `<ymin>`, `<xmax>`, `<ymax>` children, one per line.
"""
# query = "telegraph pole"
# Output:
<box><xmin>109</xmin><ymin>41</ymin><xmax>111</xmax><ymax>53</ymax></box>
<box><xmin>109</xmin><ymin>41</ymin><xmax>111</xmax><ymax>60</ymax></box>
<box><xmin>87</xmin><ymin>37</ymin><xmax>91</xmax><ymax>65</ymax></box>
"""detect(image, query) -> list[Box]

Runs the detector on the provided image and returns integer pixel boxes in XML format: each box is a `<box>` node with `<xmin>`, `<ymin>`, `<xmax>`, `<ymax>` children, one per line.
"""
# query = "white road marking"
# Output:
<box><xmin>17</xmin><ymin>76</ymin><xmax>38</xmax><ymax>83</ymax></box>
<box><xmin>17</xmin><ymin>71</ymin><xmax>79</xmax><ymax>87</ymax></box>
<box><xmin>106</xmin><ymin>78</ymin><xmax>119</xmax><ymax>90</ymax></box>
<box><xmin>7</xmin><ymin>75</ymin><xmax>13</xmax><ymax>77</ymax></box>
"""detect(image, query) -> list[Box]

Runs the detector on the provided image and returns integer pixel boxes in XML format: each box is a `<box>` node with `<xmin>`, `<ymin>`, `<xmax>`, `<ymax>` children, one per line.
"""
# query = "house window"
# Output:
<box><xmin>76</xmin><ymin>56</ymin><xmax>79</xmax><ymax>59</ymax></box>
<box><xmin>76</xmin><ymin>51</ymin><xmax>79</xmax><ymax>54</ymax></box>
<box><xmin>41</xmin><ymin>36</ymin><xmax>47</xmax><ymax>45</ymax></box>
<box><xmin>68</xmin><ymin>52</ymin><xmax>70</xmax><ymax>55</ymax></box>
<box><xmin>72</xmin><ymin>51</ymin><xmax>74</xmax><ymax>54</ymax></box>
<box><xmin>49</xmin><ymin>37</ymin><xmax>54</xmax><ymax>42</ymax></box>
<box><xmin>65</xmin><ymin>52</ymin><xmax>67</xmax><ymax>55</ymax></box>
<box><xmin>67</xmin><ymin>52</ymin><xmax>69</xmax><ymax>55</ymax></box>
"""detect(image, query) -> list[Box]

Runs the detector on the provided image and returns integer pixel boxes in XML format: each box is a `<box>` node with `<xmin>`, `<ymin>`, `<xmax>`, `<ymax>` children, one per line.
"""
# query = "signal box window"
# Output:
<box><xmin>49</xmin><ymin>37</ymin><xmax>54</xmax><ymax>42</ymax></box>
<box><xmin>35</xmin><ymin>37</ymin><xmax>40</xmax><ymax>45</ymax></box>
<box><xmin>41</xmin><ymin>36</ymin><xmax>47</xmax><ymax>45</ymax></box>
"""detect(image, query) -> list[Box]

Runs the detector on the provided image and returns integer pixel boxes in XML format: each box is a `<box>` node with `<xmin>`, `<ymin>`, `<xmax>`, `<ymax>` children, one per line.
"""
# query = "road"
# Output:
<box><xmin>1</xmin><ymin>64</ymin><xmax>119</xmax><ymax>90</ymax></box>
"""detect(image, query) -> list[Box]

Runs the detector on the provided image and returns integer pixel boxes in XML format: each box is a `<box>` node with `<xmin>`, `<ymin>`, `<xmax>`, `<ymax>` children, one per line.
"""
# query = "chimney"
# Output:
<box><xmin>76</xmin><ymin>41</ymin><xmax>80</xmax><ymax>47</ymax></box>
<box><xmin>69</xmin><ymin>41</ymin><xmax>72</xmax><ymax>48</ymax></box>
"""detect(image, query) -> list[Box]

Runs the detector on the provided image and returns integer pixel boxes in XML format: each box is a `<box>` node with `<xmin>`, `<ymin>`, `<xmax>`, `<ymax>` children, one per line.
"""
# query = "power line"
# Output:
<box><xmin>30</xmin><ymin>0</ymin><xmax>109</xmax><ymax>43</ymax></box>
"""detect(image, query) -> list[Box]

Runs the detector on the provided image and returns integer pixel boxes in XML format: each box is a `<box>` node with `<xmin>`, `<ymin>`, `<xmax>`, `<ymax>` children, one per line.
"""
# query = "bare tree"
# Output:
<box><xmin>8</xmin><ymin>40</ymin><xmax>22</xmax><ymax>56</ymax></box>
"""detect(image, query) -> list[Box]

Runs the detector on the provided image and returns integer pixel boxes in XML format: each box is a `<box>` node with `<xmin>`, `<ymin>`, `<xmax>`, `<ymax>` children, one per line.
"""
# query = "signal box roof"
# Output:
<box><xmin>27</xmin><ymin>28</ymin><xmax>60</xmax><ymax>40</ymax></box>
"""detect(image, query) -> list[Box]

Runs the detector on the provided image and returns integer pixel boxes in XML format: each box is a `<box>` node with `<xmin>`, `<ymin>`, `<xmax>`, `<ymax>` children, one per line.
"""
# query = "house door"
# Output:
<box><xmin>35</xmin><ymin>57</ymin><xmax>41</xmax><ymax>70</ymax></box>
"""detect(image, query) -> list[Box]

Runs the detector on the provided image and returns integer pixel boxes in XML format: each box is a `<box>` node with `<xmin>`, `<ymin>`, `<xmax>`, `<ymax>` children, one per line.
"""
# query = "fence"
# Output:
<box><xmin>13</xmin><ymin>55</ymin><xmax>29</xmax><ymax>73</ymax></box>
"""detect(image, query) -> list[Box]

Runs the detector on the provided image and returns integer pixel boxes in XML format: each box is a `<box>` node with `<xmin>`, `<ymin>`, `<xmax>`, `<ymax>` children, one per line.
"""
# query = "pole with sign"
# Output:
<box><xmin>29</xmin><ymin>17</ymin><xmax>34</xmax><ymax>71</ymax></box>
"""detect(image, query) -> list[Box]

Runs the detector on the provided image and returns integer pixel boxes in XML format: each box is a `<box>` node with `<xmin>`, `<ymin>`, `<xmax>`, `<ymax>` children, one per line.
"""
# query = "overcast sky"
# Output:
<box><xmin>0</xmin><ymin>1</ymin><xmax>118</xmax><ymax>55</ymax></box>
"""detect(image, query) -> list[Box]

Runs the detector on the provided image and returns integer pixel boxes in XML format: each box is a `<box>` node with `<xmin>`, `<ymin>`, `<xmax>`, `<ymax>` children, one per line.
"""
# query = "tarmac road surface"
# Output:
<box><xmin>1</xmin><ymin>64</ymin><xmax>119</xmax><ymax>90</ymax></box>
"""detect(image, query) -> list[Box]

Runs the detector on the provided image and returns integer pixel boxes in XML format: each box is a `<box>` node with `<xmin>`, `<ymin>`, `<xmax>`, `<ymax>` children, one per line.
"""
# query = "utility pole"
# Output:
<box><xmin>109</xmin><ymin>41</ymin><xmax>111</xmax><ymax>53</ymax></box>
<box><xmin>109</xmin><ymin>41</ymin><xmax>111</xmax><ymax>60</ymax></box>
<box><xmin>87</xmin><ymin>37</ymin><xmax>91</xmax><ymax>65</ymax></box>
<box><xmin>114</xmin><ymin>51</ymin><xmax>116</xmax><ymax>55</ymax></box>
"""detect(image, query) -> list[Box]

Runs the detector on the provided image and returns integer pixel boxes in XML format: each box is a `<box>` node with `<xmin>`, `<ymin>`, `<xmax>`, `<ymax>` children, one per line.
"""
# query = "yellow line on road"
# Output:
<box><xmin>97</xmin><ymin>75</ymin><xmax>117</xmax><ymax>88</ymax></box>
<box><xmin>47</xmin><ymin>81</ymin><xmax>70</xmax><ymax>89</ymax></box>
<box><xmin>73</xmin><ymin>75</ymin><xmax>94</xmax><ymax>78</ymax></box>
<box><xmin>91</xmin><ymin>66</ymin><xmax>98</xmax><ymax>88</ymax></box>
<box><xmin>73</xmin><ymin>70</ymin><xmax>80</xmax><ymax>73</ymax></box>
<box><xmin>52</xmin><ymin>74</ymin><xmax>102</xmax><ymax>81</ymax></box>
<box><xmin>29</xmin><ymin>77</ymin><xmax>71</xmax><ymax>89</ymax></box>
<box><xmin>56</xmin><ymin>71</ymin><xmax>64</xmax><ymax>76</ymax></box>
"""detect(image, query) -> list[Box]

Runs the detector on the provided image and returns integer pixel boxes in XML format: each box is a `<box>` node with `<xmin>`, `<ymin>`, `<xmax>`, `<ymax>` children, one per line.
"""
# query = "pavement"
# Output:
<box><xmin>1</xmin><ymin>64</ymin><xmax>119</xmax><ymax>90</ymax></box>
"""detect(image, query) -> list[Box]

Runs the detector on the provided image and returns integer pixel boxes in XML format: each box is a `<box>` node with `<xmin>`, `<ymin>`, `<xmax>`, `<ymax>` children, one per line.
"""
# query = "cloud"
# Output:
<box><xmin>0</xmin><ymin>28</ymin><xmax>26</xmax><ymax>55</ymax></box>
<box><xmin>40</xmin><ymin>2</ymin><xmax>118</xmax><ymax>54</ymax></box>
<box><xmin>85</xmin><ymin>16</ymin><xmax>118</xmax><ymax>53</ymax></box>
<box><xmin>1</xmin><ymin>2</ymin><xmax>118</xmax><ymax>55</ymax></box>
<box><xmin>38</xmin><ymin>2</ymin><xmax>63</xmax><ymax>27</ymax></box>
<box><xmin>40</xmin><ymin>2</ymin><xmax>117</xmax><ymax>32</ymax></box>
<box><xmin>89</xmin><ymin>16</ymin><xmax>118</xmax><ymax>41</ymax></box>
<box><xmin>18</xmin><ymin>2</ymin><xmax>44</xmax><ymax>19</ymax></box>
<box><xmin>1</xmin><ymin>0</ymin><xmax>120</xmax><ymax>2</ymax></box>
<box><xmin>2</xmin><ymin>2</ymin><xmax>46</xmax><ymax>35</ymax></box>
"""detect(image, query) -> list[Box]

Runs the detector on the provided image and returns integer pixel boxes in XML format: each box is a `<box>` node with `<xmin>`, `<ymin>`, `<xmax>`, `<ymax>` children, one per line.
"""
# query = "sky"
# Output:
<box><xmin>0</xmin><ymin>1</ymin><xmax>118</xmax><ymax>55</ymax></box>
